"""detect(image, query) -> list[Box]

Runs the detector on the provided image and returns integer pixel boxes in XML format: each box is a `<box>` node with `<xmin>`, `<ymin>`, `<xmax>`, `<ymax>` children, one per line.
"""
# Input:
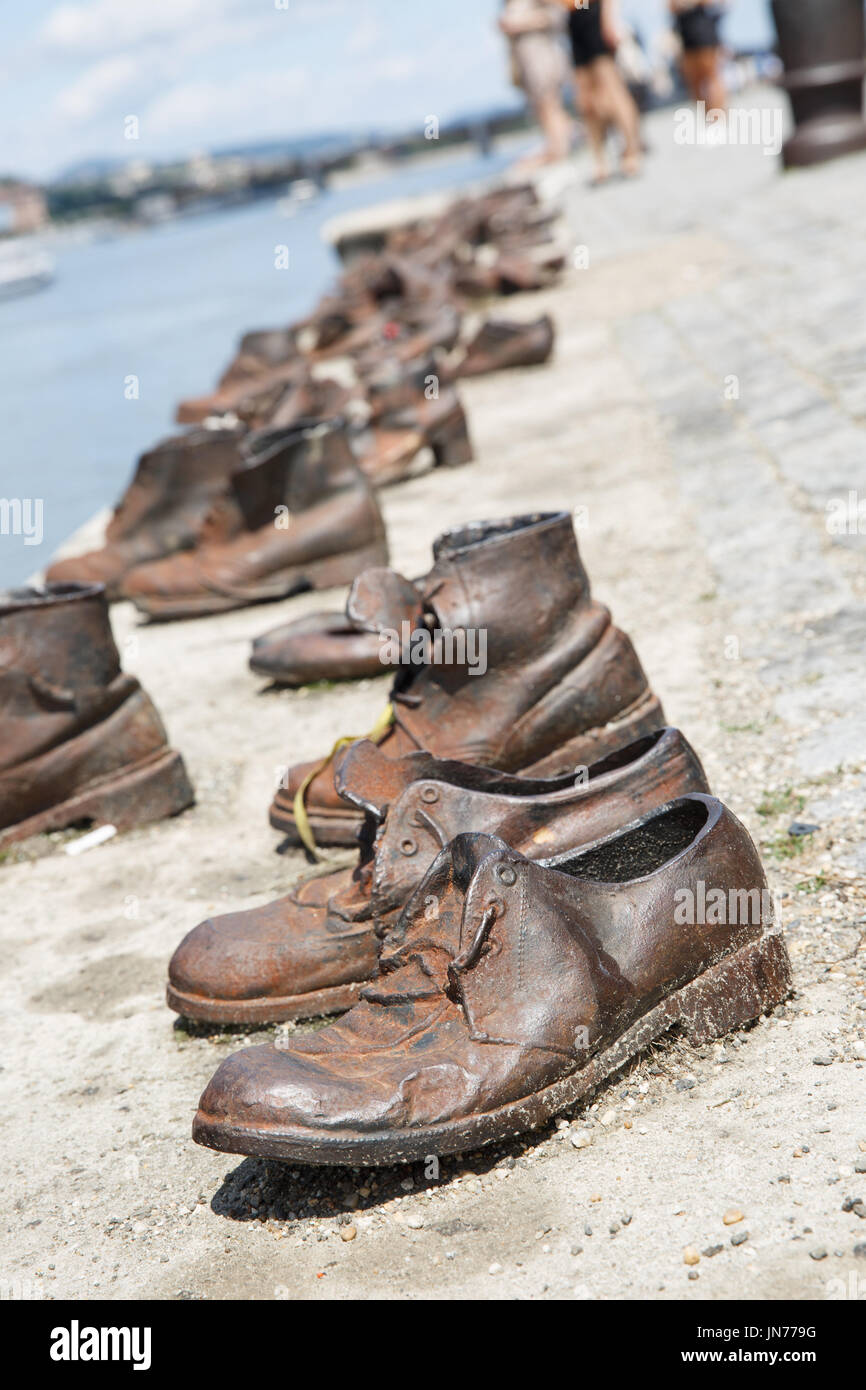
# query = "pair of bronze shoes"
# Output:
<box><xmin>177</xmin><ymin>513</ymin><xmax>792</xmax><ymax>1165</ymax></box>
<box><xmin>48</xmin><ymin>418</ymin><xmax>390</xmax><ymax>620</ymax></box>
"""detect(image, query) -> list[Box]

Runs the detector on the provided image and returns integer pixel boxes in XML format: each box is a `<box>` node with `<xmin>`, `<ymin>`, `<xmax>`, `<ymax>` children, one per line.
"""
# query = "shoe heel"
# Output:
<box><xmin>298</xmin><ymin>539</ymin><xmax>389</xmax><ymax>591</ymax></box>
<box><xmin>519</xmin><ymin>691</ymin><xmax>666</xmax><ymax>778</ymax></box>
<box><xmin>72</xmin><ymin>750</ymin><xmax>195</xmax><ymax>833</ymax></box>
<box><xmin>675</xmin><ymin>932</ymin><xmax>792</xmax><ymax>1046</ymax></box>
<box><xmin>430</xmin><ymin>406</ymin><xmax>473</xmax><ymax>469</ymax></box>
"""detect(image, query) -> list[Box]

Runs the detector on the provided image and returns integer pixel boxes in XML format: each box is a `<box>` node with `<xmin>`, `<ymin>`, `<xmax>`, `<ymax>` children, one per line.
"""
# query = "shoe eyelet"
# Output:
<box><xmin>496</xmin><ymin>863</ymin><xmax>517</xmax><ymax>886</ymax></box>
<box><xmin>420</xmin><ymin>785</ymin><xmax>439</xmax><ymax>804</ymax></box>
<box><xmin>400</xmin><ymin>837</ymin><xmax>418</xmax><ymax>857</ymax></box>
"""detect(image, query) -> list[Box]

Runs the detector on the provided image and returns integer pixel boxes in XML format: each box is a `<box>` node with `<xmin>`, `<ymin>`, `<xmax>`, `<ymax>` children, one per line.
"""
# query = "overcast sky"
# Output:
<box><xmin>2</xmin><ymin>1</ymin><xmax>777</xmax><ymax>180</ymax></box>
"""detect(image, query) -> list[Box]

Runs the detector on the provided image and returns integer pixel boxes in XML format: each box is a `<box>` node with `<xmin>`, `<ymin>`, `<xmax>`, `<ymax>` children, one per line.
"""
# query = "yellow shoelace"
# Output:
<box><xmin>292</xmin><ymin>702</ymin><xmax>395</xmax><ymax>859</ymax></box>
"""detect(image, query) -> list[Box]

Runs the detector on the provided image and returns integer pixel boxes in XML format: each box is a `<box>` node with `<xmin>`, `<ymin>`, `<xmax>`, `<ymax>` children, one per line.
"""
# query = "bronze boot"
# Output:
<box><xmin>167</xmin><ymin>726</ymin><xmax>707</xmax><ymax>1023</ymax></box>
<box><xmin>358</xmin><ymin>388</ymin><xmax>473</xmax><ymax>487</ymax></box>
<box><xmin>458</xmin><ymin>314</ymin><xmax>555</xmax><ymax>378</ymax></box>
<box><xmin>176</xmin><ymin>328</ymin><xmax>301</xmax><ymax>423</ymax></box>
<box><xmin>193</xmin><ymin>795</ymin><xmax>792</xmax><ymax>1163</ymax></box>
<box><xmin>122</xmin><ymin>419</ymin><xmax>388</xmax><ymax>620</ymax></box>
<box><xmin>271</xmin><ymin>512</ymin><xmax>665</xmax><ymax>847</ymax></box>
<box><xmin>46</xmin><ymin>427</ymin><xmax>245</xmax><ymax>600</ymax></box>
<box><xmin>0</xmin><ymin>583</ymin><xmax>193</xmax><ymax>846</ymax></box>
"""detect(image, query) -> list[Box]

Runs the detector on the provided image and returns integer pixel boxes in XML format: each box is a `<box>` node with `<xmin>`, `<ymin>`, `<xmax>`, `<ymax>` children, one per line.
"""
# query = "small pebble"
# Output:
<box><xmin>723</xmin><ymin>1208</ymin><xmax>744</xmax><ymax>1226</ymax></box>
<box><xmin>703</xmin><ymin>1244</ymin><xmax>724</xmax><ymax>1258</ymax></box>
<box><xmin>341</xmin><ymin>1225</ymin><xmax>357</xmax><ymax>1243</ymax></box>
<box><xmin>683</xmin><ymin>1247</ymin><xmax>700</xmax><ymax>1266</ymax></box>
<box><xmin>809</xmin><ymin>1247</ymin><xmax>827</xmax><ymax>1261</ymax></box>
<box><xmin>731</xmin><ymin>1230</ymin><xmax>749</xmax><ymax>1247</ymax></box>
<box><xmin>488</xmin><ymin>1262</ymin><xmax>502</xmax><ymax>1275</ymax></box>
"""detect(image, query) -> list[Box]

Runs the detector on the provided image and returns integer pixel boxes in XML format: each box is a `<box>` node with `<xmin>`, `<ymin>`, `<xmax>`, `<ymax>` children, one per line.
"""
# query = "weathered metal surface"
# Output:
<box><xmin>773</xmin><ymin>0</ymin><xmax>866</xmax><ymax>166</ymax></box>
<box><xmin>0</xmin><ymin>582</ymin><xmax>193</xmax><ymax>844</ymax></box>
<box><xmin>193</xmin><ymin>797</ymin><xmax>791</xmax><ymax>1164</ymax></box>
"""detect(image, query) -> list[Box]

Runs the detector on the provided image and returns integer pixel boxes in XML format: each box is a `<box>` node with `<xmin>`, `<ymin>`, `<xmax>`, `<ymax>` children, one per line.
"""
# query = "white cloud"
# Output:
<box><xmin>40</xmin><ymin>0</ymin><xmax>236</xmax><ymax>54</ymax></box>
<box><xmin>54</xmin><ymin>54</ymin><xmax>138</xmax><ymax>121</ymax></box>
<box><xmin>369</xmin><ymin>54</ymin><xmax>420</xmax><ymax>84</ymax></box>
<box><xmin>144</xmin><ymin>67</ymin><xmax>310</xmax><ymax>141</ymax></box>
<box><xmin>346</xmin><ymin>17</ymin><xmax>383</xmax><ymax>56</ymax></box>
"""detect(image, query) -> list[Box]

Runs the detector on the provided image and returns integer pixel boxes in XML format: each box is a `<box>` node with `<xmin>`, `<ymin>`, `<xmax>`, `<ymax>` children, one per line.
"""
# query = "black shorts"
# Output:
<box><xmin>568</xmin><ymin>4</ymin><xmax>612</xmax><ymax>68</ymax></box>
<box><xmin>675</xmin><ymin>6</ymin><xmax>722</xmax><ymax>52</ymax></box>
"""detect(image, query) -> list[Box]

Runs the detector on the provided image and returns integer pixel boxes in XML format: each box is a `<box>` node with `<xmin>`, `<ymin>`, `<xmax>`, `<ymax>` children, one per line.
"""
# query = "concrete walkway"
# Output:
<box><xmin>2</xmin><ymin>88</ymin><xmax>865</xmax><ymax>1302</ymax></box>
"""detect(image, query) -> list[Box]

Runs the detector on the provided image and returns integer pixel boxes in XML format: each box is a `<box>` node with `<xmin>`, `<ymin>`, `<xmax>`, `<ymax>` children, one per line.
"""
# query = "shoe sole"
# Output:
<box><xmin>166</xmin><ymin>978</ymin><xmax>365</xmax><ymax>1025</ymax></box>
<box><xmin>0</xmin><ymin>748</ymin><xmax>194</xmax><ymax>849</ymax></box>
<box><xmin>269</xmin><ymin>803</ymin><xmax>363</xmax><ymax>846</ymax></box>
<box><xmin>129</xmin><ymin>541</ymin><xmax>387</xmax><ymax>621</ymax></box>
<box><xmin>268</xmin><ymin>692</ymin><xmax>666</xmax><ymax>847</ymax></box>
<box><xmin>193</xmin><ymin>929</ymin><xmax>792</xmax><ymax>1166</ymax></box>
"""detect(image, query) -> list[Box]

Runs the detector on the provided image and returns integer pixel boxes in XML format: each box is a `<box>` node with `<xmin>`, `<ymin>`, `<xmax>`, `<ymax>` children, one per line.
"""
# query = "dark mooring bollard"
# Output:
<box><xmin>772</xmin><ymin>0</ymin><xmax>866</xmax><ymax>167</ymax></box>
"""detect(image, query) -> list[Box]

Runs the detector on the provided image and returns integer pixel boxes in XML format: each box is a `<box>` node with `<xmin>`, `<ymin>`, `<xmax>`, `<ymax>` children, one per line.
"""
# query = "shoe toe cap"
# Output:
<box><xmin>194</xmin><ymin>1041</ymin><xmax>394</xmax><ymax>1136</ymax></box>
<box><xmin>46</xmin><ymin>549</ymin><xmax>126</xmax><ymax>593</ymax></box>
<box><xmin>169</xmin><ymin>913</ymin><xmax>289</xmax><ymax>1003</ymax></box>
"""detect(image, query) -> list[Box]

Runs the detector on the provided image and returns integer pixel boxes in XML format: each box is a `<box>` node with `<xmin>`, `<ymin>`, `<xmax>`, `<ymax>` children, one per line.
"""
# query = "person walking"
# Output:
<box><xmin>670</xmin><ymin>1</ymin><xmax>728</xmax><ymax>114</ymax></box>
<box><xmin>558</xmin><ymin>0</ymin><xmax>643</xmax><ymax>184</ymax></box>
<box><xmin>499</xmin><ymin>0</ymin><xmax>573</xmax><ymax>169</ymax></box>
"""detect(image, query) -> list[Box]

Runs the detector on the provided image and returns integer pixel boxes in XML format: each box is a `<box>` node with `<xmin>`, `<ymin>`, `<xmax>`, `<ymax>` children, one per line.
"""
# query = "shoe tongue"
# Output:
<box><xmin>335</xmin><ymin>740</ymin><xmax>447</xmax><ymax>818</ymax></box>
<box><xmin>371</xmin><ymin>833</ymin><xmax>505</xmax><ymax>989</ymax></box>
<box><xmin>346</xmin><ymin>567</ymin><xmax>421</xmax><ymax>636</ymax></box>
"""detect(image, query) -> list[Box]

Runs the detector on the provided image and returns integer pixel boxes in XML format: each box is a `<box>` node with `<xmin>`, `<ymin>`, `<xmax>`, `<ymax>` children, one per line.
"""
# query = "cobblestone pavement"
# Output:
<box><xmin>2</xmin><ymin>89</ymin><xmax>864</xmax><ymax>1302</ymax></box>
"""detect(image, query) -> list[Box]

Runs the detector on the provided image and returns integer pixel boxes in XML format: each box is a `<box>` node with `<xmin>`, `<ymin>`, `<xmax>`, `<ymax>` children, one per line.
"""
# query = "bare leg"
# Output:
<box><xmin>538</xmin><ymin>91</ymin><xmax>573</xmax><ymax>162</ymax></box>
<box><xmin>681</xmin><ymin>49</ymin><xmax>727</xmax><ymax>112</ymax></box>
<box><xmin>574</xmin><ymin>68</ymin><xmax>609</xmax><ymax>182</ymax></box>
<box><xmin>592</xmin><ymin>55</ymin><xmax>642</xmax><ymax>175</ymax></box>
<box><xmin>703</xmin><ymin>49</ymin><xmax>727</xmax><ymax>113</ymax></box>
<box><xmin>679</xmin><ymin>51</ymin><xmax>704</xmax><ymax>103</ymax></box>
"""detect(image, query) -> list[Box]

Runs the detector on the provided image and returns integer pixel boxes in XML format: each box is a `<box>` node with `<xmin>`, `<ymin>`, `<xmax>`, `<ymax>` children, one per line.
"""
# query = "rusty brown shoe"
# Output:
<box><xmin>168</xmin><ymin>727</ymin><xmax>707</xmax><ymax>1024</ymax></box>
<box><xmin>0</xmin><ymin>583</ymin><xmax>193</xmax><ymax>847</ymax></box>
<box><xmin>271</xmin><ymin>512</ymin><xmax>665</xmax><ymax>848</ymax></box>
<box><xmin>358</xmin><ymin>388</ymin><xmax>473</xmax><ymax>486</ymax></box>
<box><xmin>458</xmin><ymin>314</ymin><xmax>555</xmax><ymax>378</ymax></box>
<box><xmin>176</xmin><ymin>328</ymin><xmax>301</xmax><ymax>423</ymax></box>
<box><xmin>193</xmin><ymin>796</ymin><xmax>792</xmax><ymax>1163</ymax></box>
<box><xmin>45</xmin><ymin>427</ymin><xmax>244</xmax><ymax>601</ymax></box>
<box><xmin>123</xmin><ymin>418</ymin><xmax>388</xmax><ymax>620</ymax></box>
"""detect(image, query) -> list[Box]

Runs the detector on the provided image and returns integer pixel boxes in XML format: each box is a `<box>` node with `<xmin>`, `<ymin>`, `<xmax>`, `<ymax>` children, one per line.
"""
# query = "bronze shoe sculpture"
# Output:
<box><xmin>122</xmin><ymin>418</ymin><xmax>388</xmax><ymax>621</ymax></box>
<box><xmin>458</xmin><ymin>314</ymin><xmax>555</xmax><ymax>378</ymax></box>
<box><xmin>0</xmin><ymin>582</ymin><xmax>193</xmax><ymax>847</ymax></box>
<box><xmin>45</xmin><ymin>427</ymin><xmax>245</xmax><ymax>601</ymax></box>
<box><xmin>176</xmin><ymin>328</ymin><xmax>304</xmax><ymax>424</ymax></box>
<box><xmin>168</xmin><ymin>726</ymin><xmax>707</xmax><ymax>1024</ymax></box>
<box><xmin>358</xmin><ymin>388</ymin><xmax>473</xmax><ymax>486</ymax></box>
<box><xmin>249</xmin><ymin>610</ymin><xmax>386</xmax><ymax>686</ymax></box>
<box><xmin>271</xmin><ymin>512</ymin><xmax>665</xmax><ymax>848</ymax></box>
<box><xmin>192</xmin><ymin>795</ymin><xmax>792</xmax><ymax>1163</ymax></box>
